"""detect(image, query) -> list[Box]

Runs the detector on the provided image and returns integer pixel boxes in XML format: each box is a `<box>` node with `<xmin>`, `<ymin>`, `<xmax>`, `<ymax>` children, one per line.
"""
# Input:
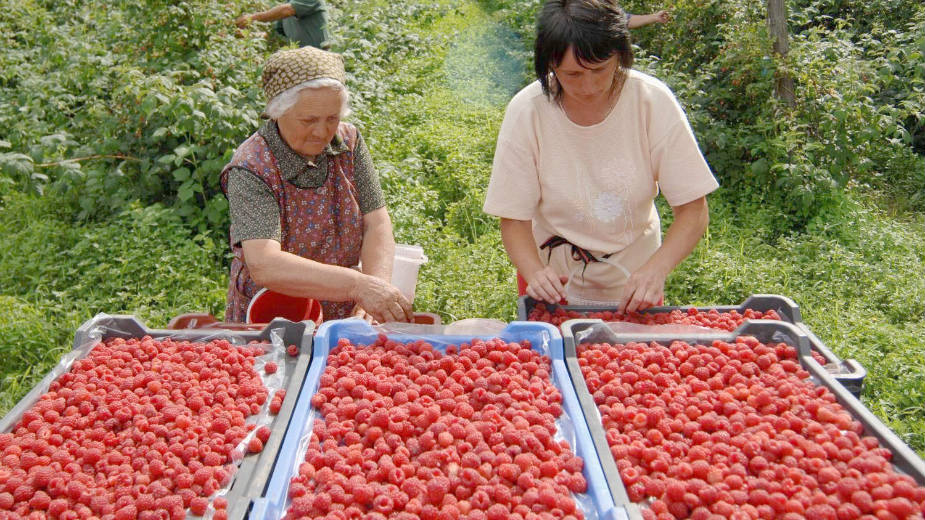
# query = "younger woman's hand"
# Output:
<box><xmin>618</xmin><ymin>266</ymin><xmax>666</xmax><ymax>313</ymax></box>
<box><xmin>525</xmin><ymin>267</ymin><xmax>568</xmax><ymax>304</ymax></box>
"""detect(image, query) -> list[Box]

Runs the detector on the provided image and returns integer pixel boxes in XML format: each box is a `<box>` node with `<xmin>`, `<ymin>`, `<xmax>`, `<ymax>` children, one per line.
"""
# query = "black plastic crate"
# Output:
<box><xmin>0</xmin><ymin>314</ymin><xmax>313</xmax><ymax>520</ymax></box>
<box><xmin>560</xmin><ymin>318</ymin><xmax>925</xmax><ymax>518</ymax></box>
<box><xmin>519</xmin><ymin>294</ymin><xmax>867</xmax><ymax>397</ymax></box>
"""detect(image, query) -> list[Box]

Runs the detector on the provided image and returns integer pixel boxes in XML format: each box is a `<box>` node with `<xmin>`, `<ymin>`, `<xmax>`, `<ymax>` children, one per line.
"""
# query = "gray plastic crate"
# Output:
<box><xmin>519</xmin><ymin>293</ymin><xmax>802</xmax><ymax>324</ymax></box>
<box><xmin>0</xmin><ymin>314</ymin><xmax>313</xmax><ymax>520</ymax></box>
<box><xmin>560</xmin><ymin>318</ymin><xmax>925</xmax><ymax>518</ymax></box>
<box><xmin>519</xmin><ymin>294</ymin><xmax>867</xmax><ymax>397</ymax></box>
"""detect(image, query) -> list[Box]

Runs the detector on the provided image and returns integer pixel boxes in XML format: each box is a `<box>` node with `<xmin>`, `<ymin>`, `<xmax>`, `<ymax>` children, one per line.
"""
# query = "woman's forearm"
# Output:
<box><xmin>359</xmin><ymin>207</ymin><xmax>395</xmax><ymax>281</ymax></box>
<box><xmin>250</xmin><ymin>4</ymin><xmax>297</xmax><ymax>23</ymax></box>
<box><xmin>643</xmin><ymin>196</ymin><xmax>710</xmax><ymax>276</ymax></box>
<box><xmin>500</xmin><ymin>218</ymin><xmax>545</xmax><ymax>276</ymax></box>
<box><xmin>242</xmin><ymin>239</ymin><xmax>364</xmax><ymax>302</ymax></box>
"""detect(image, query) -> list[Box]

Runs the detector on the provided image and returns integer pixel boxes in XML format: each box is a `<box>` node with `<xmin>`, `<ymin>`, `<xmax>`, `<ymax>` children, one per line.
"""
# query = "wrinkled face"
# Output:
<box><xmin>277</xmin><ymin>87</ymin><xmax>342</xmax><ymax>158</ymax></box>
<box><xmin>552</xmin><ymin>47</ymin><xmax>619</xmax><ymax>106</ymax></box>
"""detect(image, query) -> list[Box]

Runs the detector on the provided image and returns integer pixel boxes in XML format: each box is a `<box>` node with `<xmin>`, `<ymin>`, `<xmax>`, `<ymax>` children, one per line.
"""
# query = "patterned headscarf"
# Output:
<box><xmin>262</xmin><ymin>47</ymin><xmax>347</xmax><ymax>102</ymax></box>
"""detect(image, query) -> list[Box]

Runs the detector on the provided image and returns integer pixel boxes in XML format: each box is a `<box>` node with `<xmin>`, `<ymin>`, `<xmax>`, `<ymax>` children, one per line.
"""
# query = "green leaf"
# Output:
<box><xmin>177</xmin><ymin>181</ymin><xmax>196</xmax><ymax>202</ymax></box>
<box><xmin>750</xmin><ymin>158</ymin><xmax>769</xmax><ymax>177</ymax></box>
<box><xmin>172</xmin><ymin>167</ymin><xmax>191</xmax><ymax>181</ymax></box>
<box><xmin>0</xmin><ymin>153</ymin><xmax>35</xmax><ymax>176</ymax></box>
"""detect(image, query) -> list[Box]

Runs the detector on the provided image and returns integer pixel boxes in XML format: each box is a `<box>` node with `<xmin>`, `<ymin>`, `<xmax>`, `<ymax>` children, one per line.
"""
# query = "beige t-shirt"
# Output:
<box><xmin>483</xmin><ymin>70</ymin><xmax>718</xmax><ymax>255</ymax></box>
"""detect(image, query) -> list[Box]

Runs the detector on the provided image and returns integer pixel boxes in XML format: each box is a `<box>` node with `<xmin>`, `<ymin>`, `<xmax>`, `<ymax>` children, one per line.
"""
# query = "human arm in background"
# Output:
<box><xmin>626</xmin><ymin>10</ymin><xmax>672</xmax><ymax>29</ymax></box>
<box><xmin>240</xmin><ymin>238</ymin><xmax>412</xmax><ymax>323</ymax></box>
<box><xmin>235</xmin><ymin>4</ymin><xmax>296</xmax><ymax>27</ymax></box>
<box><xmin>499</xmin><ymin>218</ymin><xmax>568</xmax><ymax>305</ymax></box>
<box><xmin>617</xmin><ymin>195</ymin><xmax>709</xmax><ymax>313</ymax></box>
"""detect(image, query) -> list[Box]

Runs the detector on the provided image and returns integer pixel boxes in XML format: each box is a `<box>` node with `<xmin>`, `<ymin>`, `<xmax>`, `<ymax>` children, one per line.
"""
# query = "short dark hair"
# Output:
<box><xmin>534</xmin><ymin>0</ymin><xmax>634</xmax><ymax>103</ymax></box>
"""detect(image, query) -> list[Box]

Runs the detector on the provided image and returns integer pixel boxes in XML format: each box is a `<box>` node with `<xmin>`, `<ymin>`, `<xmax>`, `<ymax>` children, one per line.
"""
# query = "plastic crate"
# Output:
<box><xmin>560</xmin><ymin>318</ymin><xmax>925</xmax><ymax>517</ymax></box>
<box><xmin>0</xmin><ymin>314</ymin><xmax>314</xmax><ymax>520</ymax></box>
<box><xmin>251</xmin><ymin>318</ymin><xmax>628</xmax><ymax>520</ymax></box>
<box><xmin>518</xmin><ymin>294</ymin><xmax>802</xmax><ymax>325</ymax></box>
<box><xmin>519</xmin><ymin>294</ymin><xmax>867</xmax><ymax>397</ymax></box>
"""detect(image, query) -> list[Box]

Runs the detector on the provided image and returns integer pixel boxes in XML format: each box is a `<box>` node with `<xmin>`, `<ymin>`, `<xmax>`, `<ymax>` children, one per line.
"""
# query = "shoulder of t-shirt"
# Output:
<box><xmin>624</xmin><ymin>69</ymin><xmax>677</xmax><ymax>104</ymax></box>
<box><xmin>505</xmin><ymin>81</ymin><xmax>549</xmax><ymax>116</ymax></box>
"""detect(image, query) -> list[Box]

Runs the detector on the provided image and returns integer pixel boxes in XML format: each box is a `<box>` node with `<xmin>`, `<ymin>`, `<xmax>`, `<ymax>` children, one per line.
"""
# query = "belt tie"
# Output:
<box><xmin>539</xmin><ymin>235</ymin><xmax>612</xmax><ymax>278</ymax></box>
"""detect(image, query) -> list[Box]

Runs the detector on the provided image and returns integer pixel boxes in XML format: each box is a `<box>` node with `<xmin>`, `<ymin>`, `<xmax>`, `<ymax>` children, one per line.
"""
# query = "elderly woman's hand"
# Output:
<box><xmin>351</xmin><ymin>304</ymin><xmax>377</xmax><ymax>324</ymax></box>
<box><xmin>353</xmin><ymin>275</ymin><xmax>413</xmax><ymax>323</ymax></box>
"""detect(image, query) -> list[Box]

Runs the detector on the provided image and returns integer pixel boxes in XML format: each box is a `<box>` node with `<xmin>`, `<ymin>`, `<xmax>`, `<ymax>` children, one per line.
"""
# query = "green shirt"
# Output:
<box><xmin>225</xmin><ymin>120</ymin><xmax>385</xmax><ymax>247</ymax></box>
<box><xmin>275</xmin><ymin>0</ymin><xmax>330</xmax><ymax>49</ymax></box>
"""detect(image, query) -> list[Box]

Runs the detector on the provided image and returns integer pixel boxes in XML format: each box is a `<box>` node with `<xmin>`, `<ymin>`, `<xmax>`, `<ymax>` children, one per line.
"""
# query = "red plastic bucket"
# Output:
<box><xmin>246</xmin><ymin>289</ymin><xmax>323</xmax><ymax>326</ymax></box>
<box><xmin>517</xmin><ymin>271</ymin><xmax>528</xmax><ymax>297</ymax></box>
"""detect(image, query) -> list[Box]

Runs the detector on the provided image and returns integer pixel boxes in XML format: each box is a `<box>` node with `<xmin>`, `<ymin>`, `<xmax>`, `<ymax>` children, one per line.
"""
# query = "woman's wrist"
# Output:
<box><xmin>347</xmin><ymin>270</ymin><xmax>368</xmax><ymax>302</ymax></box>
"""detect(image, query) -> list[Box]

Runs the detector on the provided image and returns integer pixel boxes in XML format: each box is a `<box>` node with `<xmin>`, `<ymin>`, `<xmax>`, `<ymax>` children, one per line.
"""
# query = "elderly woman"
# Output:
<box><xmin>220</xmin><ymin>46</ymin><xmax>412</xmax><ymax>323</ymax></box>
<box><xmin>483</xmin><ymin>0</ymin><xmax>718</xmax><ymax>313</ymax></box>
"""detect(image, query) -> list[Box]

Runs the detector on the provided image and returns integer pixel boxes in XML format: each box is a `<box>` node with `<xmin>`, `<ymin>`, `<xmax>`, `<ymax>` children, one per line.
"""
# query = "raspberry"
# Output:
<box><xmin>256</xmin><ymin>425</ymin><xmax>272</xmax><ymax>444</ymax></box>
<box><xmin>114</xmin><ymin>505</ymin><xmax>138</xmax><ymax>520</ymax></box>
<box><xmin>486</xmin><ymin>503</ymin><xmax>510</xmax><ymax>520</ymax></box>
<box><xmin>264</xmin><ymin>362</ymin><xmax>278</xmax><ymax>375</ymax></box>
<box><xmin>28</xmin><ymin>490</ymin><xmax>51</xmax><ymax>511</ymax></box>
<box><xmin>373</xmin><ymin>494</ymin><xmax>394</xmax><ymax>513</ymax></box>
<box><xmin>247</xmin><ymin>437</ymin><xmax>264</xmax><ymax>453</ymax></box>
<box><xmin>287</xmin><ymin>345</ymin><xmax>299</xmax><ymax>357</ymax></box>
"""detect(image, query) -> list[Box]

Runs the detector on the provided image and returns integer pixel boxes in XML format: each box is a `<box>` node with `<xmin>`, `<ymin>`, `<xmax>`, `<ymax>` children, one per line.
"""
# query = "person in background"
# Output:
<box><xmin>235</xmin><ymin>0</ymin><xmax>331</xmax><ymax>49</ymax></box>
<box><xmin>483</xmin><ymin>0</ymin><xmax>717</xmax><ymax>313</ymax></box>
<box><xmin>626</xmin><ymin>9</ymin><xmax>672</xmax><ymax>29</ymax></box>
<box><xmin>221</xmin><ymin>46</ymin><xmax>412</xmax><ymax>323</ymax></box>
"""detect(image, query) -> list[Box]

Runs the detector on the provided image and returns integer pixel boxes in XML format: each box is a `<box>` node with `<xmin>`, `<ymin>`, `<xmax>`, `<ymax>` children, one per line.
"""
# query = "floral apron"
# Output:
<box><xmin>219</xmin><ymin>127</ymin><xmax>362</xmax><ymax>322</ymax></box>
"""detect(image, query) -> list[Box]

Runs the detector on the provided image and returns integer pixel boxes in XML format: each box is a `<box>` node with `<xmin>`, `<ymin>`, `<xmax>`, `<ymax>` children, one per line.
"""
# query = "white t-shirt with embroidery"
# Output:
<box><xmin>483</xmin><ymin>70</ymin><xmax>718</xmax><ymax>255</ymax></box>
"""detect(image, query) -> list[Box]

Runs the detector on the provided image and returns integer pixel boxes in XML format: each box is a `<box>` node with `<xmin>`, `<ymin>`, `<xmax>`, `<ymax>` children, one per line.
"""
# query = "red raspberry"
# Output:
<box><xmin>373</xmin><ymin>494</ymin><xmax>394</xmax><ymax>513</ymax></box>
<box><xmin>29</xmin><ymin>490</ymin><xmax>51</xmax><ymax>511</ymax></box>
<box><xmin>287</xmin><ymin>345</ymin><xmax>299</xmax><ymax>357</ymax></box>
<box><xmin>426</xmin><ymin>476</ymin><xmax>450</xmax><ymax>503</ymax></box>
<box><xmin>805</xmin><ymin>504</ymin><xmax>837</xmax><ymax>520</ymax></box>
<box><xmin>256</xmin><ymin>425</ymin><xmax>272</xmax><ymax>444</ymax></box>
<box><xmin>486</xmin><ymin>503</ymin><xmax>510</xmax><ymax>520</ymax></box>
<box><xmin>248</xmin><ymin>437</ymin><xmax>264</xmax><ymax>453</ymax></box>
<box><xmin>114</xmin><ymin>505</ymin><xmax>138</xmax><ymax>520</ymax></box>
<box><xmin>189</xmin><ymin>497</ymin><xmax>208</xmax><ymax>516</ymax></box>
<box><xmin>264</xmin><ymin>362</ymin><xmax>278</xmax><ymax>375</ymax></box>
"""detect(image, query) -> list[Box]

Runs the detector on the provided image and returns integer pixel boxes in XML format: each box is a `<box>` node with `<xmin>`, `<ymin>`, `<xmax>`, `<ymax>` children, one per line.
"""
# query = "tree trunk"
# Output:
<box><xmin>767</xmin><ymin>0</ymin><xmax>796</xmax><ymax>105</ymax></box>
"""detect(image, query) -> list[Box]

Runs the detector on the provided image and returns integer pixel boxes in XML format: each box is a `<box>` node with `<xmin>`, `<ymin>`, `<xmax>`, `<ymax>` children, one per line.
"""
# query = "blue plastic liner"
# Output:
<box><xmin>251</xmin><ymin>318</ymin><xmax>626</xmax><ymax>520</ymax></box>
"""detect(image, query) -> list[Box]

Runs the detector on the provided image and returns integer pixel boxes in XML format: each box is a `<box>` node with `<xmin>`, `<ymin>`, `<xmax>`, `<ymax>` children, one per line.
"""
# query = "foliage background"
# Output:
<box><xmin>1</xmin><ymin>0</ymin><xmax>923</xmax><ymax>457</ymax></box>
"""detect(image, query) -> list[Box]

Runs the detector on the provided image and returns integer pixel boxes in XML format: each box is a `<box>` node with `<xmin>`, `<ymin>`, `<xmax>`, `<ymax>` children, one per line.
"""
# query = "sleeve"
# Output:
<box><xmin>351</xmin><ymin>133</ymin><xmax>386</xmax><ymax>214</ymax></box>
<box><xmin>482</xmin><ymin>102</ymin><xmax>541</xmax><ymax>221</ymax></box>
<box><xmin>648</xmin><ymin>88</ymin><xmax>719</xmax><ymax>207</ymax></box>
<box><xmin>289</xmin><ymin>0</ymin><xmax>325</xmax><ymax>17</ymax></box>
<box><xmin>226</xmin><ymin>167</ymin><xmax>283</xmax><ymax>246</ymax></box>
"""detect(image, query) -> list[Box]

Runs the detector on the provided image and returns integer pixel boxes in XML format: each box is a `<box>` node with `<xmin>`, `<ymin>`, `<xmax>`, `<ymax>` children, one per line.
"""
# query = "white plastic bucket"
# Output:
<box><xmin>391</xmin><ymin>243</ymin><xmax>428</xmax><ymax>303</ymax></box>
